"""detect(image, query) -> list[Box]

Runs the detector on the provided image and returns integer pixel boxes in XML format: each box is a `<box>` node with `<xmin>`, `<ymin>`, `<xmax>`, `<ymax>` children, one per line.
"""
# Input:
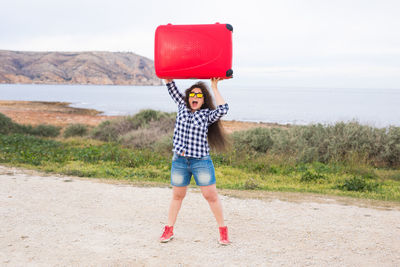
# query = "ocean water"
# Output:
<box><xmin>1</xmin><ymin>83</ymin><xmax>399</xmax><ymax>127</ymax></box>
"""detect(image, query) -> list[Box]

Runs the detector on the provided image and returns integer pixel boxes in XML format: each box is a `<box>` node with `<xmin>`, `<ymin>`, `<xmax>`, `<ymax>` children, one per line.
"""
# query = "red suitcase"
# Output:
<box><xmin>154</xmin><ymin>23</ymin><xmax>233</xmax><ymax>79</ymax></box>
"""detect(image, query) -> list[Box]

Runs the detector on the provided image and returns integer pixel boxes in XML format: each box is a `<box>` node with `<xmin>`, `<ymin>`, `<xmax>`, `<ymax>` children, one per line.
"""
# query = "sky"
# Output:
<box><xmin>1</xmin><ymin>0</ymin><xmax>400</xmax><ymax>88</ymax></box>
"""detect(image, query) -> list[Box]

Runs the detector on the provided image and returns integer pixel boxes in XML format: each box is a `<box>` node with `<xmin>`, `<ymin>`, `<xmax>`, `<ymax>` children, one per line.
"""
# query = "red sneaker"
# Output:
<box><xmin>160</xmin><ymin>225</ymin><xmax>174</xmax><ymax>243</ymax></box>
<box><xmin>219</xmin><ymin>226</ymin><xmax>231</xmax><ymax>245</ymax></box>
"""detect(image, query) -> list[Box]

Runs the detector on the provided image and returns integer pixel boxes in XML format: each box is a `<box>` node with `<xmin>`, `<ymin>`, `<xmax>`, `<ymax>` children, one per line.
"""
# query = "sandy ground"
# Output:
<box><xmin>0</xmin><ymin>100</ymin><xmax>288</xmax><ymax>133</ymax></box>
<box><xmin>1</xmin><ymin>165</ymin><xmax>400</xmax><ymax>266</ymax></box>
<box><xmin>0</xmin><ymin>100</ymin><xmax>114</xmax><ymax>127</ymax></box>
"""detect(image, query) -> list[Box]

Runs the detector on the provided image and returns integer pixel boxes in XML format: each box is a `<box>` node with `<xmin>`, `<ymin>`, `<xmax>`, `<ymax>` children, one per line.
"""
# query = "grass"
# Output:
<box><xmin>1</xmin><ymin>110</ymin><xmax>400</xmax><ymax>202</ymax></box>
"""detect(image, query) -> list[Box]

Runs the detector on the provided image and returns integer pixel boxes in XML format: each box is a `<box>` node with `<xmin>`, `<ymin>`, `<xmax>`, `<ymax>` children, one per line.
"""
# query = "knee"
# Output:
<box><xmin>203</xmin><ymin>192</ymin><xmax>218</xmax><ymax>203</ymax></box>
<box><xmin>173</xmin><ymin>191</ymin><xmax>186</xmax><ymax>201</ymax></box>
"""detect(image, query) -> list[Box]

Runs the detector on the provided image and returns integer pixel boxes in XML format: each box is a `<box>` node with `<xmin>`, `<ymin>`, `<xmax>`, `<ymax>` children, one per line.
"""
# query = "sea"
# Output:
<box><xmin>1</xmin><ymin>83</ymin><xmax>399</xmax><ymax>127</ymax></box>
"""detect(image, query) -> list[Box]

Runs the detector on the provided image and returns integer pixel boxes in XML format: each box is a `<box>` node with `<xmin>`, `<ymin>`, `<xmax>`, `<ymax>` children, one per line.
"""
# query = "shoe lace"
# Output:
<box><xmin>220</xmin><ymin>228</ymin><xmax>228</xmax><ymax>241</ymax></box>
<box><xmin>161</xmin><ymin>226</ymin><xmax>171</xmax><ymax>238</ymax></box>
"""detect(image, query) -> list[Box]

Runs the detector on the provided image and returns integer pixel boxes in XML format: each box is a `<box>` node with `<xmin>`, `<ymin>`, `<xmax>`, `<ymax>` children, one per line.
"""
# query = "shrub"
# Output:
<box><xmin>152</xmin><ymin>134</ymin><xmax>174</xmax><ymax>156</ymax></box>
<box><xmin>120</xmin><ymin>128</ymin><xmax>157</xmax><ymax>149</ymax></box>
<box><xmin>91</xmin><ymin>120</ymin><xmax>118</xmax><ymax>142</ymax></box>
<box><xmin>312</xmin><ymin>161</ymin><xmax>337</xmax><ymax>174</ymax></box>
<box><xmin>90</xmin><ymin>116</ymin><xmax>144</xmax><ymax>142</ymax></box>
<box><xmin>0</xmin><ymin>113</ymin><xmax>17</xmax><ymax>134</ymax></box>
<box><xmin>128</xmin><ymin>109</ymin><xmax>172</xmax><ymax>127</ymax></box>
<box><xmin>300</xmin><ymin>170</ymin><xmax>326</xmax><ymax>182</ymax></box>
<box><xmin>119</xmin><ymin>117</ymin><xmax>175</xmax><ymax>148</ymax></box>
<box><xmin>337</xmin><ymin>176</ymin><xmax>380</xmax><ymax>192</ymax></box>
<box><xmin>64</xmin><ymin>124</ymin><xmax>89</xmax><ymax>138</ymax></box>
<box><xmin>27</xmin><ymin>124</ymin><xmax>60</xmax><ymax>137</ymax></box>
<box><xmin>232</xmin><ymin>128</ymin><xmax>273</xmax><ymax>153</ymax></box>
<box><xmin>91</xmin><ymin>109</ymin><xmax>175</xmax><ymax>142</ymax></box>
<box><xmin>233</xmin><ymin>121</ymin><xmax>399</xmax><ymax>167</ymax></box>
<box><xmin>325</xmin><ymin>122</ymin><xmax>385</xmax><ymax>163</ymax></box>
<box><xmin>0</xmin><ymin>113</ymin><xmax>60</xmax><ymax>137</ymax></box>
<box><xmin>243</xmin><ymin>178</ymin><xmax>260</xmax><ymax>189</ymax></box>
<box><xmin>381</xmin><ymin>126</ymin><xmax>400</xmax><ymax>167</ymax></box>
<box><xmin>344</xmin><ymin>165</ymin><xmax>378</xmax><ymax>180</ymax></box>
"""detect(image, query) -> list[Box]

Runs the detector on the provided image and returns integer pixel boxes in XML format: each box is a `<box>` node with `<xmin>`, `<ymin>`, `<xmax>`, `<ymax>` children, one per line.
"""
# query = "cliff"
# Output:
<box><xmin>0</xmin><ymin>50</ymin><xmax>162</xmax><ymax>85</ymax></box>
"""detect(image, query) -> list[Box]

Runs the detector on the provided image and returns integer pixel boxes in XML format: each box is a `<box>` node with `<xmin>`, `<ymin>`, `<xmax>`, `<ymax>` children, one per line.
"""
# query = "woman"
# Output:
<box><xmin>160</xmin><ymin>78</ymin><xmax>231</xmax><ymax>245</ymax></box>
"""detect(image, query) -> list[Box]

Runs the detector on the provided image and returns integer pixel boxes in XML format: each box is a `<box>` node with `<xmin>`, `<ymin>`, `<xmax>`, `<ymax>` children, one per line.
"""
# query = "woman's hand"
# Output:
<box><xmin>211</xmin><ymin>77</ymin><xmax>222</xmax><ymax>91</ymax></box>
<box><xmin>210</xmin><ymin>78</ymin><xmax>225</xmax><ymax>105</ymax></box>
<box><xmin>164</xmin><ymin>79</ymin><xmax>173</xmax><ymax>84</ymax></box>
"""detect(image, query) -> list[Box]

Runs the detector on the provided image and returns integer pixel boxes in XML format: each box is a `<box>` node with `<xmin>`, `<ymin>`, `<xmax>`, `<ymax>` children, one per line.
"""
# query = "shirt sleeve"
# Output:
<box><xmin>167</xmin><ymin>81</ymin><xmax>185</xmax><ymax>106</ymax></box>
<box><xmin>208</xmin><ymin>103</ymin><xmax>229</xmax><ymax>125</ymax></box>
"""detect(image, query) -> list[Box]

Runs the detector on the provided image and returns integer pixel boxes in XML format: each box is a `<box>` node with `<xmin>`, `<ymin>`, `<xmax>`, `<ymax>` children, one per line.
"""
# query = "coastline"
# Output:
<box><xmin>0</xmin><ymin>100</ymin><xmax>289</xmax><ymax>133</ymax></box>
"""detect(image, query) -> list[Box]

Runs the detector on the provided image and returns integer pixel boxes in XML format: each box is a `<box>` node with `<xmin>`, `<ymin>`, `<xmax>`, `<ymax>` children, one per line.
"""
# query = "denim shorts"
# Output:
<box><xmin>170</xmin><ymin>153</ymin><xmax>216</xmax><ymax>187</ymax></box>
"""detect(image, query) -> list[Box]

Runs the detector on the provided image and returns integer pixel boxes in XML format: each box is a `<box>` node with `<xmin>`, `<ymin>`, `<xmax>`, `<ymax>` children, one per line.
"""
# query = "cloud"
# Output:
<box><xmin>2</xmin><ymin>31</ymin><xmax>154</xmax><ymax>57</ymax></box>
<box><xmin>1</xmin><ymin>0</ymin><xmax>400</xmax><ymax>88</ymax></box>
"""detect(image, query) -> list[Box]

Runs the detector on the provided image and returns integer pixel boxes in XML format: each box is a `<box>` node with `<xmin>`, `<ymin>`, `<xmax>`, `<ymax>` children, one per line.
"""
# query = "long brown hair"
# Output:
<box><xmin>184</xmin><ymin>82</ymin><xmax>230</xmax><ymax>152</ymax></box>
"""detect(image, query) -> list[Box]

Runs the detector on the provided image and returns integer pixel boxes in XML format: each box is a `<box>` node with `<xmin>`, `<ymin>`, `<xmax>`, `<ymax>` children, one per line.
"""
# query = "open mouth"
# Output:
<box><xmin>191</xmin><ymin>100</ymin><xmax>198</xmax><ymax>108</ymax></box>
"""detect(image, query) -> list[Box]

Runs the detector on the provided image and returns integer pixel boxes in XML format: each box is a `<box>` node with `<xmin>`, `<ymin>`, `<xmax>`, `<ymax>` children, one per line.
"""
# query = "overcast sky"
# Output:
<box><xmin>1</xmin><ymin>0</ymin><xmax>399</xmax><ymax>88</ymax></box>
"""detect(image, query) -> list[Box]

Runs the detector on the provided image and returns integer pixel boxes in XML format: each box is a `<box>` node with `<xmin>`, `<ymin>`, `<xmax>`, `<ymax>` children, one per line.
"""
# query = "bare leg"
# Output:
<box><xmin>200</xmin><ymin>184</ymin><xmax>225</xmax><ymax>227</ymax></box>
<box><xmin>167</xmin><ymin>186</ymin><xmax>187</xmax><ymax>226</ymax></box>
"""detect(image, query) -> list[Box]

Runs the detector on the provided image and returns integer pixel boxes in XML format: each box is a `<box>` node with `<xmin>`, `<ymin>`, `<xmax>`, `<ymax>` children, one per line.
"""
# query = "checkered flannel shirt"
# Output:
<box><xmin>167</xmin><ymin>81</ymin><xmax>229</xmax><ymax>158</ymax></box>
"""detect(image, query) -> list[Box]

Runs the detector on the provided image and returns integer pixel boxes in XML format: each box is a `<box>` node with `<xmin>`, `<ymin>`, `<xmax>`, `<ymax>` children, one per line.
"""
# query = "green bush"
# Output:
<box><xmin>128</xmin><ymin>109</ymin><xmax>173</xmax><ymax>127</ymax></box>
<box><xmin>338</xmin><ymin>176</ymin><xmax>380</xmax><ymax>192</ymax></box>
<box><xmin>0</xmin><ymin>113</ymin><xmax>18</xmax><ymax>134</ymax></box>
<box><xmin>91</xmin><ymin>120</ymin><xmax>118</xmax><ymax>142</ymax></box>
<box><xmin>232</xmin><ymin>121</ymin><xmax>400</xmax><ymax>167</ymax></box>
<box><xmin>243</xmin><ymin>178</ymin><xmax>260</xmax><ymax>189</ymax></box>
<box><xmin>64</xmin><ymin>124</ymin><xmax>89</xmax><ymax>138</ymax></box>
<box><xmin>344</xmin><ymin>165</ymin><xmax>378</xmax><ymax>180</ymax></box>
<box><xmin>381</xmin><ymin>126</ymin><xmax>400</xmax><ymax>167</ymax></box>
<box><xmin>26</xmin><ymin>124</ymin><xmax>60</xmax><ymax>137</ymax></box>
<box><xmin>91</xmin><ymin>109</ymin><xmax>175</xmax><ymax>142</ymax></box>
<box><xmin>232</xmin><ymin>127</ymin><xmax>273</xmax><ymax>153</ymax></box>
<box><xmin>119</xmin><ymin>117</ymin><xmax>175</xmax><ymax>148</ymax></box>
<box><xmin>0</xmin><ymin>113</ymin><xmax>60</xmax><ymax>137</ymax></box>
<box><xmin>300</xmin><ymin>170</ymin><xmax>326</xmax><ymax>182</ymax></box>
<box><xmin>311</xmin><ymin>161</ymin><xmax>339</xmax><ymax>174</ymax></box>
<box><xmin>152</xmin><ymin>134</ymin><xmax>174</xmax><ymax>156</ymax></box>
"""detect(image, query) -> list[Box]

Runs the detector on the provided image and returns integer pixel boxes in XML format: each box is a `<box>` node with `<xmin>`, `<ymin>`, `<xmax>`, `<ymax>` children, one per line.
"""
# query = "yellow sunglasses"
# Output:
<box><xmin>189</xmin><ymin>92</ymin><xmax>204</xmax><ymax>98</ymax></box>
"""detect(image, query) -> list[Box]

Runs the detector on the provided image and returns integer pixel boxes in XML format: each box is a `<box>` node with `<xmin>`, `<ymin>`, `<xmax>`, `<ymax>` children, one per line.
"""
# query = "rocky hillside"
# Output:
<box><xmin>0</xmin><ymin>50</ymin><xmax>162</xmax><ymax>85</ymax></box>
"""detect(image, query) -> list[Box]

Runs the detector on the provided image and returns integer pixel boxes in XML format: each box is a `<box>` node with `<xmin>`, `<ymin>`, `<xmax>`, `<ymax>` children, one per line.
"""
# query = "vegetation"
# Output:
<box><xmin>232</xmin><ymin>123</ymin><xmax>400</xmax><ymax>168</ymax></box>
<box><xmin>1</xmin><ymin>110</ymin><xmax>399</xmax><ymax>201</ymax></box>
<box><xmin>91</xmin><ymin>109</ymin><xmax>175</xmax><ymax>143</ymax></box>
<box><xmin>63</xmin><ymin>124</ymin><xmax>89</xmax><ymax>138</ymax></box>
<box><xmin>0</xmin><ymin>112</ymin><xmax>60</xmax><ymax>137</ymax></box>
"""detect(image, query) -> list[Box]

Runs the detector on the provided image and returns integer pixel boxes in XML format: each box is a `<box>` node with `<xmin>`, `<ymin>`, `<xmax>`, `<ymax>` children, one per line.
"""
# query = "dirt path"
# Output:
<box><xmin>1</xmin><ymin>165</ymin><xmax>400</xmax><ymax>266</ymax></box>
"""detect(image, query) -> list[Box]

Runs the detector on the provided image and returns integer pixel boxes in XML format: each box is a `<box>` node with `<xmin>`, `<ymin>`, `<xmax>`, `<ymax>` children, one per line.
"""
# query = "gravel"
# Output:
<box><xmin>1</xmin><ymin>165</ymin><xmax>399</xmax><ymax>266</ymax></box>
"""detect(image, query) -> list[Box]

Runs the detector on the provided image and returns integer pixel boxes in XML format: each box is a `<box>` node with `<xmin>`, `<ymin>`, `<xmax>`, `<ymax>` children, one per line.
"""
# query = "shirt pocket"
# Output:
<box><xmin>177</xmin><ymin>108</ymin><xmax>188</xmax><ymax>122</ymax></box>
<box><xmin>193</xmin><ymin>112</ymin><xmax>207</xmax><ymax>128</ymax></box>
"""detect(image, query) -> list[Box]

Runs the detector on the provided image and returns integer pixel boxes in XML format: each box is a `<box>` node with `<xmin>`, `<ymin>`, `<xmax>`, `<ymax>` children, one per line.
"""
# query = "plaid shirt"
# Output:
<box><xmin>167</xmin><ymin>81</ymin><xmax>229</xmax><ymax>158</ymax></box>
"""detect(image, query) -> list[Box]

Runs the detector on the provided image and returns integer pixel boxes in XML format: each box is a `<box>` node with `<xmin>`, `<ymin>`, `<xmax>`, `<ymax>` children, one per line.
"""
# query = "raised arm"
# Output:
<box><xmin>208</xmin><ymin>78</ymin><xmax>229</xmax><ymax>124</ymax></box>
<box><xmin>211</xmin><ymin>78</ymin><xmax>226</xmax><ymax>105</ymax></box>
<box><xmin>165</xmin><ymin>79</ymin><xmax>185</xmax><ymax>106</ymax></box>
